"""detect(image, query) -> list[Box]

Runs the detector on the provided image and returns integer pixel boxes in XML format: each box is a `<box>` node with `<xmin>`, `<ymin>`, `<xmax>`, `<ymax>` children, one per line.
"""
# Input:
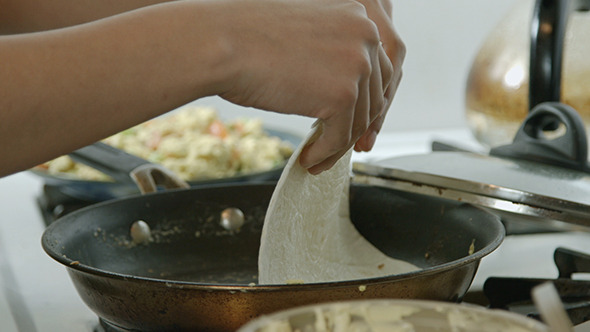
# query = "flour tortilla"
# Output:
<box><xmin>258</xmin><ymin>123</ymin><xmax>419</xmax><ymax>285</ymax></box>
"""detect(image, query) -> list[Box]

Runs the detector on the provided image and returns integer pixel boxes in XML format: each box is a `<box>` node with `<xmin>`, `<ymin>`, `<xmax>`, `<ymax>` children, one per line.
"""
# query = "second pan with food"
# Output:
<box><xmin>42</xmin><ymin>182</ymin><xmax>504</xmax><ymax>331</ymax></box>
<box><xmin>31</xmin><ymin>127</ymin><xmax>302</xmax><ymax>201</ymax></box>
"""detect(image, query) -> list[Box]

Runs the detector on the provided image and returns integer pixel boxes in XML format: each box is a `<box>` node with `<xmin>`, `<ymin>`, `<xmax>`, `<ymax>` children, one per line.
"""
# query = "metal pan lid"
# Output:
<box><xmin>353</xmin><ymin>103</ymin><xmax>590</xmax><ymax>229</ymax></box>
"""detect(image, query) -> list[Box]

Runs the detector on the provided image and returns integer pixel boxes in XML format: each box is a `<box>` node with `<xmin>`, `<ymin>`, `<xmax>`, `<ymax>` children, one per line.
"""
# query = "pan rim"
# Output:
<box><xmin>41</xmin><ymin>184</ymin><xmax>505</xmax><ymax>291</ymax></box>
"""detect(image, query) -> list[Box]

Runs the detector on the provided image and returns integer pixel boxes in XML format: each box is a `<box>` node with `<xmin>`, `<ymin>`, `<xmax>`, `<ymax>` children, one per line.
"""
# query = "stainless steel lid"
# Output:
<box><xmin>353</xmin><ymin>103</ymin><xmax>590</xmax><ymax>229</ymax></box>
<box><xmin>353</xmin><ymin>151</ymin><xmax>590</xmax><ymax>228</ymax></box>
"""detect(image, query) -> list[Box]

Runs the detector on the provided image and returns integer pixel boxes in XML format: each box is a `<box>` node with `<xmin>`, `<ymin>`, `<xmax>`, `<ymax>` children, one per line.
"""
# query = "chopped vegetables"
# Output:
<box><xmin>37</xmin><ymin>106</ymin><xmax>294</xmax><ymax>181</ymax></box>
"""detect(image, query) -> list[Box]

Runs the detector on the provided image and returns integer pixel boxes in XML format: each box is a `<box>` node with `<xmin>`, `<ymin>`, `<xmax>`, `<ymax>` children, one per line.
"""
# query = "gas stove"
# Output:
<box><xmin>2</xmin><ymin>128</ymin><xmax>590</xmax><ymax>331</ymax></box>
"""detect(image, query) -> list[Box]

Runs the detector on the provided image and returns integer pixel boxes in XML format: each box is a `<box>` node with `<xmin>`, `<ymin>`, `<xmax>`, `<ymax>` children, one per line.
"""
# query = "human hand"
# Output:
<box><xmin>353</xmin><ymin>0</ymin><xmax>405</xmax><ymax>153</ymax></box>
<box><xmin>217</xmin><ymin>0</ymin><xmax>397</xmax><ymax>174</ymax></box>
<box><xmin>0</xmin><ymin>0</ymin><xmax>404</xmax><ymax>177</ymax></box>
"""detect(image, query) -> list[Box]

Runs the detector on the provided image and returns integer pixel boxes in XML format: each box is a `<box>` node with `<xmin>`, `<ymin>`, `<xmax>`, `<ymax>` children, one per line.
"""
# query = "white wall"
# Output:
<box><xmin>187</xmin><ymin>0</ymin><xmax>518</xmax><ymax>136</ymax></box>
<box><xmin>391</xmin><ymin>0</ymin><xmax>516</xmax><ymax>131</ymax></box>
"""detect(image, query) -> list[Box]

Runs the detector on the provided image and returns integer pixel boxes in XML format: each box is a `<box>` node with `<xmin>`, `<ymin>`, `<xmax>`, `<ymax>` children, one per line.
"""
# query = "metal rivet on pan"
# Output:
<box><xmin>130</xmin><ymin>220</ymin><xmax>152</xmax><ymax>244</ymax></box>
<box><xmin>220</xmin><ymin>208</ymin><xmax>245</xmax><ymax>231</ymax></box>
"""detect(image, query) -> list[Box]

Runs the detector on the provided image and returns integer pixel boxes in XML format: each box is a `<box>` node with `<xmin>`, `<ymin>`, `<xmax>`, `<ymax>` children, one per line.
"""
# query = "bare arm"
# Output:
<box><xmin>0</xmin><ymin>0</ymin><xmax>404</xmax><ymax>178</ymax></box>
<box><xmin>1</xmin><ymin>1</ymin><xmax>235</xmax><ymax>177</ymax></box>
<box><xmin>0</xmin><ymin>0</ymin><xmax>174</xmax><ymax>33</ymax></box>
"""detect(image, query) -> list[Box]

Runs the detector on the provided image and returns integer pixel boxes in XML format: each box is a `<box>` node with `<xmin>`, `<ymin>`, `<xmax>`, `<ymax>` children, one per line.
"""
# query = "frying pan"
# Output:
<box><xmin>31</xmin><ymin>128</ymin><xmax>302</xmax><ymax>201</ymax></box>
<box><xmin>42</xmin><ymin>183</ymin><xmax>504</xmax><ymax>331</ymax></box>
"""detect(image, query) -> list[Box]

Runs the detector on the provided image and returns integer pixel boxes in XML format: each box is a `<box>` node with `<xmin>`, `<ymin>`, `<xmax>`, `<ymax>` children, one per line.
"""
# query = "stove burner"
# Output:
<box><xmin>484</xmin><ymin>247</ymin><xmax>590</xmax><ymax>325</ymax></box>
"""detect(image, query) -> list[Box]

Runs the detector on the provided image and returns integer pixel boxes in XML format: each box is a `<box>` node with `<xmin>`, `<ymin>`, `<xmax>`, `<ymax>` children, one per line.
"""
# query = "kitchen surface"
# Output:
<box><xmin>4</xmin><ymin>0</ymin><xmax>590</xmax><ymax>330</ymax></box>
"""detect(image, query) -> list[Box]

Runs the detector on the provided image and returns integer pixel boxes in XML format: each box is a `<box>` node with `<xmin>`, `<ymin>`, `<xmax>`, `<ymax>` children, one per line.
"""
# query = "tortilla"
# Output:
<box><xmin>258</xmin><ymin>123</ymin><xmax>419</xmax><ymax>285</ymax></box>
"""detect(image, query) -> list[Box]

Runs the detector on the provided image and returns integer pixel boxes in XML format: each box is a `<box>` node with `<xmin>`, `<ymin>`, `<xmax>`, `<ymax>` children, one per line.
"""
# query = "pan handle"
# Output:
<box><xmin>490</xmin><ymin>102</ymin><xmax>590</xmax><ymax>172</ymax></box>
<box><xmin>70</xmin><ymin>142</ymin><xmax>189</xmax><ymax>194</ymax></box>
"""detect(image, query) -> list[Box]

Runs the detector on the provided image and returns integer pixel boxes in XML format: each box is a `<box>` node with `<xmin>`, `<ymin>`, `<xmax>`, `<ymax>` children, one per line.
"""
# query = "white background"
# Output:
<box><xmin>188</xmin><ymin>0</ymin><xmax>518</xmax><ymax>137</ymax></box>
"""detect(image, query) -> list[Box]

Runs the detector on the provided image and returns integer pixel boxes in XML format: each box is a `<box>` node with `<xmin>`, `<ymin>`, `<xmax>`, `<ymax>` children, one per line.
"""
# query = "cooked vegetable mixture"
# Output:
<box><xmin>37</xmin><ymin>106</ymin><xmax>294</xmax><ymax>181</ymax></box>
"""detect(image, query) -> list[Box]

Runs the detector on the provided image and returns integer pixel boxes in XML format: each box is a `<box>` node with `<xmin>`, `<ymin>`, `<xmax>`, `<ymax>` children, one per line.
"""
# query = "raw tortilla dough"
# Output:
<box><xmin>258</xmin><ymin>123</ymin><xmax>419</xmax><ymax>285</ymax></box>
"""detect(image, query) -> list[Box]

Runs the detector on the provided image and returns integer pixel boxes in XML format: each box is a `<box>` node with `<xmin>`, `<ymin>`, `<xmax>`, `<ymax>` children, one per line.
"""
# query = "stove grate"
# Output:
<box><xmin>484</xmin><ymin>247</ymin><xmax>590</xmax><ymax>325</ymax></box>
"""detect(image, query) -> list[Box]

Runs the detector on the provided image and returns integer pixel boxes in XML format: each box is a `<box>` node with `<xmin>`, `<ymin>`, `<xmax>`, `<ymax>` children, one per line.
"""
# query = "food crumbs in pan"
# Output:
<box><xmin>93</xmin><ymin>227</ymin><xmax>107</xmax><ymax>242</ymax></box>
<box><xmin>469</xmin><ymin>239</ymin><xmax>476</xmax><ymax>255</ymax></box>
<box><xmin>94</xmin><ymin>219</ymin><xmax>185</xmax><ymax>248</ymax></box>
<box><xmin>285</xmin><ymin>279</ymin><xmax>305</xmax><ymax>285</ymax></box>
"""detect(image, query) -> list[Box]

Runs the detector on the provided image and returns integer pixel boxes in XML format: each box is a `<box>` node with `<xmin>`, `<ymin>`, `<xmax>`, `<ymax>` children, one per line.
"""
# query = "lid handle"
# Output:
<box><xmin>490</xmin><ymin>102</ymin><xmax>590</xmax><ymax>172</ymax></box>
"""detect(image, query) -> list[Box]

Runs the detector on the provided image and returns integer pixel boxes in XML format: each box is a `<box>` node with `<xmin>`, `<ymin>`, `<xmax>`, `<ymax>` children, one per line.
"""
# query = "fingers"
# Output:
<box><xmin>353</xmin><ymin>43</ymin><xmax>392</xmax><ymax>153</ymax></box>
<box><xmin>306</xmin><ymin>147</ymin><xmax>350</xmax><ymax>175</ymax></box>
<box><xmin>353</xmin><ymin>0</ymin><xmax>405</xmax><ymax>154</ymax></box>
<box><xmin>223</xmin><ymin>0</ymin><xmax>404</xmax><ymax>176</ymax></box>
<box><xmin>301</xmin><ymin>120</ymin><xmax>354</xmax><ymax>175</ymax></box>
<box><xmin>378</xmin><ymin>43</ymin><xmax>394</xmax><ymax>93</ymax></box>
<box><xmin>355</xmin><ymin>44</ymin><xmax>398</xmax><ymax>152</ymax></box>
<box><xmin>300</xmin><ymin>41</ymin><xmax>391</xmax><ymax>174</ymax></box>
<box><xmin>367</xmin><ymin>42</ymin><xmax>385</xmax><ymax>123</ymax></box>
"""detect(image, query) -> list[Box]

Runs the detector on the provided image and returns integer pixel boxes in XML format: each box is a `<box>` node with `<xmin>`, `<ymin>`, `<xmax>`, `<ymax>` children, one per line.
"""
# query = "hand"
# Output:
<box><xmin>0</xmin><ymin>0</ymin><xmax>403</xmax><ymax>177</ymax></box>
<box><xmin>353</xmin><ymin>0</ymin><xmax>405</xmax><ymax>153</ymax></box>
<box><xmin>217</xmin><ymin>0</ymin><xmax>395</xmax><ymax>174</ymax></box>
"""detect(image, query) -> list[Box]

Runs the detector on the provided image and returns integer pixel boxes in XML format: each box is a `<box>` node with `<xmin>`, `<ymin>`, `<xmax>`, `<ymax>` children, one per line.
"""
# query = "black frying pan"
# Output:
<box><xmin>42</xmin><ymin>183</ymin><xmax>504</xmax><ymax>331</ymax></box>
<box><xmin>31</xmin><ymin>128</ymin><xmax>302</xmax><ymax>201</ymax></box>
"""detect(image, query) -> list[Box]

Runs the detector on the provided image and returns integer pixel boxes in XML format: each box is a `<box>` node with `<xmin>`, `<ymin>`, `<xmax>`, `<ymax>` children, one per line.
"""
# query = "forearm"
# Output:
<box><xmin>0</xmin><ymin>0</ymin><xmax>175</xmax><ymax>34</ymax></box>
<box><xmin>0</xmin><ymin>0</ymin><xmax>405</xmax><ymax>177</ymax></box>
<box><xmin>0</xmin><ymin>1</ymin><xmax>235</xmax><ymax>177</ymax></box>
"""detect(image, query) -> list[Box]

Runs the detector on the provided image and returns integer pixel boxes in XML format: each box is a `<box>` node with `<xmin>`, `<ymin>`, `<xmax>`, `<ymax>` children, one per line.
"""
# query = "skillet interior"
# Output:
<box><xmin>43</xmin><ymin>183</ymin><xmax>503</xmax><ymax>285</ymax></box>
